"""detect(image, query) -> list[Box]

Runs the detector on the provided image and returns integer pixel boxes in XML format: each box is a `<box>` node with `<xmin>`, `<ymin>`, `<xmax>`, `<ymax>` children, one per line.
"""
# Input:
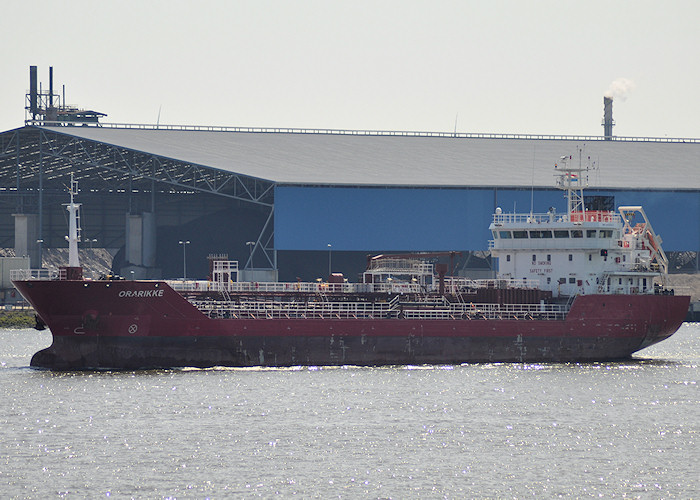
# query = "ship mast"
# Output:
<box><xmin>555</xmin><ymin>149</ymin><xmax>591</xmax><ymax>219</ymax></box>
<box><xmin>64</xmin><ymin>173</ymin><xmax>81</xmax><ymax>268</ymax></box>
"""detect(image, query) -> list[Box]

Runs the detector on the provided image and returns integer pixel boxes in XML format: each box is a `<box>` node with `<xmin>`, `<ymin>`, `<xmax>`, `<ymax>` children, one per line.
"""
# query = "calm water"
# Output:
<box><xmin>0</xmin><ymin>325</ymin><xmax>698</xmax><ymax>499</ymax></box>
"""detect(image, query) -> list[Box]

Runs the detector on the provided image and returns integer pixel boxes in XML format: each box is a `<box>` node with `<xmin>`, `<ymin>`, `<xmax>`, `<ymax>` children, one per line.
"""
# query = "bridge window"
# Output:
<box><xmin>499</xmin><ymin>231</ymin><xmax>512</xmax><ymax>239</ymax></box>
<box><xmin>572</xmin><ymin>230</ymin><xmax>583</xmax><ymax>238</ymax></box>
<box><xmin>513</xmin><ymin>231</ymin><xmax>528</xmax><ymax>239</ymax></box>
<box><xmin>528</xmin><ymin>230</ymin><xmax>553</xmax><ymax>239</ymax></box>
<box><xmin>586</xmin><ymin>230</ymin><xmax>597</xmax><ymax>238</ymax></box>
<box><xmin>599</xmin><ymin>230</ymin><xmax>613</xmax><ymax>238</ymax></box>
<box><xmin>554</xmin><ymin>230</ymin><xmax>569</xmax><ymax>238</ymax></box>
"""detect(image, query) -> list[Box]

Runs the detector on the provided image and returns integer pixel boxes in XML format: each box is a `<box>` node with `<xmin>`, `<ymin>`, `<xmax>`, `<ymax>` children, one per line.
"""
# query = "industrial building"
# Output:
<box><xmin>0</xmin><ymin>67</ymin><xmax>698</xmax><ymax>287</ymax></box>
<box><xmin>1</xmin><ymin>124</ymin><xmax>698</xmax><ymax>279</ymax></box>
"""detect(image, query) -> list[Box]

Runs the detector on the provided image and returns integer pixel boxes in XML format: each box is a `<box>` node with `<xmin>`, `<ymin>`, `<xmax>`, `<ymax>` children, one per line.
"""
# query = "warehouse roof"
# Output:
<box><xmin>37</xmin><ymin>125</ymin><xmax>700</xmax><ymax>190</ymax></box>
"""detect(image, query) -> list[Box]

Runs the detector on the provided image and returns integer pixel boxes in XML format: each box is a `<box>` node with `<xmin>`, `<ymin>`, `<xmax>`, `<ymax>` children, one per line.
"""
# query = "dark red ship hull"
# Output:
<box><xmin>13</xmin><ymin>279</ymin><xmax>690</xmax><ymax>370</ymax></box>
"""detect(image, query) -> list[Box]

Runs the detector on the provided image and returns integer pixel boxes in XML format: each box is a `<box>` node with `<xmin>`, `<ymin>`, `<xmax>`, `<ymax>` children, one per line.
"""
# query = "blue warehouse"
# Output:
<box><xmin>1</xmin><ymin>123</ymin><xmax>698</xmax><ymax>283</ymax></box>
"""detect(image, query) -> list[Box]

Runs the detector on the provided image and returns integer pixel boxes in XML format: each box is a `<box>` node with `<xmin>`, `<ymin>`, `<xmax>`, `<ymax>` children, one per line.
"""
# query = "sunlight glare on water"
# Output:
<box><xmin>0</xmin><ymin>324</ymin><xmax>697</xmax><ymax>497</ymax></box>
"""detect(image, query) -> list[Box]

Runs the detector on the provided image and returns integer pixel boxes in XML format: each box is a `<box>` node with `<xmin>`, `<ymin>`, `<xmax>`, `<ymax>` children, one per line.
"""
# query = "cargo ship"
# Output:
<box><xmin>12</xmin><ymin>157</ymin><xmax>689</xmax><ymax>370</ymax></box>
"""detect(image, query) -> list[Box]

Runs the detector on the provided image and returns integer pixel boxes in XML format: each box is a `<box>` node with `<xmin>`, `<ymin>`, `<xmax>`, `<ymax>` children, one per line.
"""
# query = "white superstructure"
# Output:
<box><xmin>490</xmin><ymin>153</ymin><xmax>668</xmax><ymax>297</ymax></box>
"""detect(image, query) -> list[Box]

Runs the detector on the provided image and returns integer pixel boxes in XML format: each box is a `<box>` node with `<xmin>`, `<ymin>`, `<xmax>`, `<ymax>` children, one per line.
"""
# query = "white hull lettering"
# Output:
<box><xmin>118</xmin><ymin>290</ymin><xmax>164</xmax><ymax>298</ymax></box>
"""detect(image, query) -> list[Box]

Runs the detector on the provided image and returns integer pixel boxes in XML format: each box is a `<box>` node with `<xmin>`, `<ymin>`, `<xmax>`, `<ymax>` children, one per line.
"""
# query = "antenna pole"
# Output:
<box><xmin>530</xmin><ymin>146</ymin><xmax>536</xmax><ymax>215</ymax></box>
<box><xmin>65</xmin><ymin>173</ymin><xmax>81</xmax><ymax>267</ymax></box>
<box><xmin>555</xmin><ymin>149</ymin><xmax>589</xmax><ymax>219</ymax></box>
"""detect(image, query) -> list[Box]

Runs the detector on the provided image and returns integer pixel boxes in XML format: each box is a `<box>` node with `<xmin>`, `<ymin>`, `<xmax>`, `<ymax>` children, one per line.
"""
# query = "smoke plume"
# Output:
<box><xmin>604</xmin><ymin>78</ymin><xmax>635</xmax><ymax>101</ymax></box>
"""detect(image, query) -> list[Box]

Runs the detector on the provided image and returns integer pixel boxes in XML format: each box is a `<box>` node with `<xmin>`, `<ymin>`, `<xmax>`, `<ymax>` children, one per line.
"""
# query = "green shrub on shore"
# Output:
<box><xmin>0</xmin><ymin>310</ymin><xmax>36</xmax><ymax>328</ymax></box>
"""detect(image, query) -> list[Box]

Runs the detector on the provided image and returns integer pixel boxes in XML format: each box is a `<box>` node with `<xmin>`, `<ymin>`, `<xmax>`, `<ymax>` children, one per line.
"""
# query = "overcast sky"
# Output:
<box><xmin>1</xmin><ymin>0</ymin><xmax>698</xmax><ymax>138</ymax></box>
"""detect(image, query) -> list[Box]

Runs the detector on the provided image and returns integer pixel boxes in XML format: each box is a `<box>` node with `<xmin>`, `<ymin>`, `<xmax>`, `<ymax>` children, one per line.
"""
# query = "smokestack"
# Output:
<box><xmin>602</xmin><ymin>96</ymin><xmax>614</xmax><ymax>140</ymax></box>
<box><xmin>46</xmin><ymin>66</ymin><xmax>58</xmax><ymax>122</ymax></box>
<box><xmin>29</xmin><ymin>66</ymin><xmax>38</xmax><ymax>119</ymax></box>
<box><xmin>49</xmin><ymin>66</ymin><xmax>54</xmax><ymax>108</ymax></box>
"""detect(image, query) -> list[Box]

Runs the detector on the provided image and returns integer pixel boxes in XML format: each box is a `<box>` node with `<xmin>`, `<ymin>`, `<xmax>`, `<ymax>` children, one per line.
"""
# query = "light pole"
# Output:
<box><xmin>36</xmin><ymin>239</ymin><xmax>43</xmax><ymax>269</ymax></box>
<box><xmin>246</xmin><ymin>241</ymin><xmax>255</xmax><ymax>270</ymax></box>
<box><xmin>327</xmin><ymin>243</ymin><xmax>332</xmax><ymax>277</ymax></box>
<box><xmin>178</xmin><ymin>240</ymin><xmax>190</xmax><ymax>280</ymax></box>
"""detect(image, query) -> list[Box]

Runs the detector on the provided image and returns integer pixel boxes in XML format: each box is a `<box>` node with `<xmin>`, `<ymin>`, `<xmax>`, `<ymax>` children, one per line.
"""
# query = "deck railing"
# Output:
<box><xmin>190</xmin><ymin>298</ymin><xmax>569</xmax><ymax>321</ymax></box>
<box><xmin>192</xmin><ymin>298</ymin><xmax>399</xmax><ymax>320</ymax></box>
<box><xmin>168</xmin><ymin>280</ymin><xmax>423</xmax><ymax>294</ymax></box>
<box><xmin>10</xmin><ymin>268</ymin><xmax>59</xmax><ymax>281</ymax></box>
<box><xmin>492</xmin><ymin>212</ymin><xmax>621</xmax><ymax>225</ymax></box>
<box><xmin>401</xmin><ymin>302</ymin><xmax>568</xmax><ymax>321</ymax></box>
<box><xmin>10</xmin><ymin>269</ymin><xmax>539</xmax><ymax>296</ymax></box>
<box><xmin>168</xmin><ymin>277</ymin><xmax>539</xmax><ymax>295</ymax></box>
